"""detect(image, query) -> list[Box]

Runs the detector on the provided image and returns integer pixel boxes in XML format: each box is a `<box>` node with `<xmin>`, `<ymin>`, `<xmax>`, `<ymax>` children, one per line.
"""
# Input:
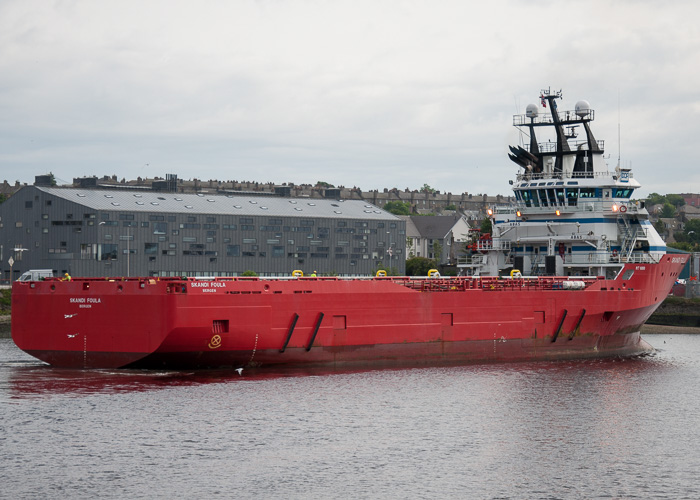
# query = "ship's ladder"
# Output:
<box><xmin>530</xmin><ymin>253</ymin><xmax>543</xmax><ymax>276</ymax></box>
<box><xmin>616</xmin><ymin>216</ymin><xmax>638</xmax><ymax>261</ymax></box>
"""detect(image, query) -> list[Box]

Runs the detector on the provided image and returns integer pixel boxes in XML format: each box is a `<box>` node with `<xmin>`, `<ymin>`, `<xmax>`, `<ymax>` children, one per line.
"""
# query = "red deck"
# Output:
<box><xmin>11</xmin><ymin>254</ymin><xmax>688</xmax><ymax>369</ymax></box>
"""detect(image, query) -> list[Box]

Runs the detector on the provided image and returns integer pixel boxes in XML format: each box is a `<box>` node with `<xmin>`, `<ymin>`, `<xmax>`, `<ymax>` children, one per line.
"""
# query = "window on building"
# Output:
<box><xmin>99</xmin><ymin>244</ymin><xmax>118</xmax><ymax>260</ymax></box>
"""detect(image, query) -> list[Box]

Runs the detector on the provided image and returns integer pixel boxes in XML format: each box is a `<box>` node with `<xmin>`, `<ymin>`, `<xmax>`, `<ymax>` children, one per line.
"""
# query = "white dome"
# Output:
<box><xmin>575</xmin><ymin>100</ymin><xmax>591</xmax><ymax>117</ymax></box>
<box><xmin>525</xmin><ymin>103</ymin><xmax>539</xmax><ymax>118</ymax></box>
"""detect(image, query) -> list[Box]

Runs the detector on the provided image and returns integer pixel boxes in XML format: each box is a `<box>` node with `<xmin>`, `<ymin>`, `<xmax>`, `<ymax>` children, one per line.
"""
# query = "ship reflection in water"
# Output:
<box><xmin>2</xmin><ymin>336</ymin><xmax>700</xmax><ymax>498</ymax></box>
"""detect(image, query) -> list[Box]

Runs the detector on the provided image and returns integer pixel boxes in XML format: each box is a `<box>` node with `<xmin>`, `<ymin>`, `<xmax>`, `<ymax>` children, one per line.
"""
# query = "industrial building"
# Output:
<box><xmin>0</xmin><ymin>184</ymin><xmax>405</xmax><ymax>280</ymax></box>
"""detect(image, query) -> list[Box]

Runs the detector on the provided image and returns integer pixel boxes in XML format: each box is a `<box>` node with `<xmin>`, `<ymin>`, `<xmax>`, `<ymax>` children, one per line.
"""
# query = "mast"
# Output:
<box><xmin>540</xmin><ymin>88</ymin><xmax>568</xmax><ymax>174</ymax></box>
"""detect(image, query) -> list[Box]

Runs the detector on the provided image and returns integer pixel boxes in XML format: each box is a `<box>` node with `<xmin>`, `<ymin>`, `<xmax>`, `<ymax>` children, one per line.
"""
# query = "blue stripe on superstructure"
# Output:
<box><xmin>570</xmin><ymin>245</ymin><xmax>666</xmax><ymax>252</ymax></box>
<box><xmin>496</xmin><ymin>217</ymin><xmax>630</xmax><ymax>224</ymax></box>
<box><xmin>515</xmin><ymin>245</ymin><xmax>666</xmax><ymax>252</ymax></box>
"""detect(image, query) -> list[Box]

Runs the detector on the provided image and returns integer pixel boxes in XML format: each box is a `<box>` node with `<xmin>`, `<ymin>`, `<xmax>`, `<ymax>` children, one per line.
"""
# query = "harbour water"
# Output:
<box><xmin>2</xmin><ymin>334</ymin><xmax>700</xmax><ymax>499</ymax></box>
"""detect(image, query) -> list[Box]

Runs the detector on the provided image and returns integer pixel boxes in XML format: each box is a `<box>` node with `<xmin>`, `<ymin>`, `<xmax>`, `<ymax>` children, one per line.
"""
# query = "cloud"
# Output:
<box><xmin>1</xmin><ymin>0</ymin><xmax>700</xmax><ymax>197</ymax></box>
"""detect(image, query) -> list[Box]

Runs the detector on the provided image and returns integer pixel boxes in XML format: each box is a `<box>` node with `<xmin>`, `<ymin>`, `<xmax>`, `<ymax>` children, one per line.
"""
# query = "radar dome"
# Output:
<box><xmin>575</xmin><ymin>100</ymin><xmax>591</xmax><ymax>117</ymax></box>
<box><xmin>525</xmin><ymin>103</ymin><xmax>539</xmax><ymax>118</ymax></box>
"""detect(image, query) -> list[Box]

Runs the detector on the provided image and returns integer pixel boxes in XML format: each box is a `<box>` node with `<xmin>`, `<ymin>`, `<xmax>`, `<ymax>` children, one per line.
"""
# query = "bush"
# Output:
<box><xmin>0</xmin><ymin>289</ymin><xmax>11</xmax><ymax>313</ymax></box>
<box><xmin>405</xmin><ymin>257</ymin><xmax>437</xmax><ymax>276</ymax></box>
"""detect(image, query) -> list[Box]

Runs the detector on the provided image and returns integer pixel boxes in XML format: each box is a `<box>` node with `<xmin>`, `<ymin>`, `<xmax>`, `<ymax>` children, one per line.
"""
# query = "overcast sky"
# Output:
<box><xmin>1</xmin><ymin>0</ymin><xmax>699</xmax><ymax>198</ymax></box>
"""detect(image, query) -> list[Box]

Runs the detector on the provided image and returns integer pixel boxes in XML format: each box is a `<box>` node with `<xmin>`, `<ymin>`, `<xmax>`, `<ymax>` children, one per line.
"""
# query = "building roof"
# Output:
<box><xmin>35</xmin><ymin>186</ymin><xmax>399</xmax><ymax>221</ymax></box>
<box><xmin>398</xmin><ymin>216</ymin><xmax>421</xmax><ymax>238</ymax></box>
<box><xmin>408</xmin><ymin>215</ymin><xmax>467</xmax><ymax>239</ymax></box>
<box><xmin>680</xmin><ymin>204</ymin><xmax>700</xmax><ymax>215</ymax></box>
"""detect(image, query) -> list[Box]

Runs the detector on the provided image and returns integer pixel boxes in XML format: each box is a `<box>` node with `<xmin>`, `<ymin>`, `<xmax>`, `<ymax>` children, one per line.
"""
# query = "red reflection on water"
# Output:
<box><xmin>4</xmin><ymin>362</ymin><xmax>420</xmax><ymax>399</ymax></box>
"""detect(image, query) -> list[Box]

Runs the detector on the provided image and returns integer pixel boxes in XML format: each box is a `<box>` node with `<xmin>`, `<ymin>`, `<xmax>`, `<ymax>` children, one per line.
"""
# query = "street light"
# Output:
<box><xmin>386</xmin><ymin>231</ymin><xmax>393</xmax><ymax>265</ymax></box>
<box><xmin>9</xmin><ymin>248</ymin><xmax>28</xmax><ymax>282</ymax></box>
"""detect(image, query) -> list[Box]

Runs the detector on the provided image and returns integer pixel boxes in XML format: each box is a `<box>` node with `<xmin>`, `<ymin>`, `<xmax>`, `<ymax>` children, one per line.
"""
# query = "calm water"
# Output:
<box><xmin>2</xmin><ymin>334</ymin><xmax>700</xmax><ymax>500</ymax></box>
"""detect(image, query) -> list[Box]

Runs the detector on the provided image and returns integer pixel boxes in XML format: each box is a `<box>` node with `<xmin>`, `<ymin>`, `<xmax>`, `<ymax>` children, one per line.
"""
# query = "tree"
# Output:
<box><xmin>646</xmin><ymin>192</ymin><xmax>665</xmax><ymax>206</ymax></box>
<box><xmin>241</xmin><ymin>270</ymin><xmax>258</xmax><ymax>276</ymax></box>
<box><xmin>666</xmin><ymin>194</ymin><xmax>685</xmax><ymax>208</ymax></box>
<box><xmin>405</xmin><ymin>257</ymin><xmax>437</xmax><ymax>276</ymax></box>
<box><xmin>683</xmin><ymin>219</ymin><xmax>700</xmax><ymax>244</ymax></box>
<box><xmin>316</xmin><ymin>181</ymin><xmax>334</xmax><ymax>188</ymax></box>
<box><xmin>654</xmin><ymin>219</ymin><xmax>666</xmax><ymax>235</ymax></box>
<box><xmin>660</xmin><ymin>203</ymin><xmax>676</xmax><ymax>218</ymax></box>
<box><xmin>383</xmin><ymin>201</ymin><xmax>411</xmax><ymax>215</ymax></box>
<box><xmin>444</xmin><ymin>204</ymin><xmax>457</xmax><ymax>211</ymax></box>
<box><xmin>421</xmin><ymin>184</ymin><xmax>436</xmax><ymax>194</ymax></box>
<box><xmin>668</xmin><ymin>242</ymin><xmax>694</xmax><ymax>251</ymax></box>
<box><xmin>406</xmin><ymin>237</ymin><xmax>415</xmax><ymax>258</ymax></box>
<box><xmin>480</xmin><ymin>217</ymin><xmax>492</xmax><ymax>235</ymax></box>
<box><xmin>432</xmin><ymin>241</ymin><xmax>443</xmax><ymax>262</ymax></box>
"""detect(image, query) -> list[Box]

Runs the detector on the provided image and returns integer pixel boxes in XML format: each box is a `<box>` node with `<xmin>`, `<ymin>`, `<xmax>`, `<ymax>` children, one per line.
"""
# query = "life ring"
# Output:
<box><xmin>620</xmin><ymin>205</ymin><xmax>627</xmax><ymax>213</ymax></box>
<box><xmin>510</xmin><ymin>269</ymin><xmax>522</xmax><ymax>278</ymax></box>
<box><xmin>612</xmin><ymin>249</ymin><xmax>618</xmax><ymax>258</ymax></box>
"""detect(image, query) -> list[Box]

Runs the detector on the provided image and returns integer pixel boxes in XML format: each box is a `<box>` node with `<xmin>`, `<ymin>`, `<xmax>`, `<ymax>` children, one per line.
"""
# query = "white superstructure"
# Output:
<box><xmin>460</xmin><ymin>88</ymin><xmax>665</xmax><ymax>278</ymax></box>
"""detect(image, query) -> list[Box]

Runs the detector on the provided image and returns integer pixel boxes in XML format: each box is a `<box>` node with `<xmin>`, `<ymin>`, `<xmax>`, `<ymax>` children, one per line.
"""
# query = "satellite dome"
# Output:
<box><xmin>525</xmin><ymin>103</ymin><xmax>539</xmax><ymax>118</ymax></box>
<box><xmin>575</xmin><ymin>100</ymin><xmax>591</xmax><ymax>117</ymax></box>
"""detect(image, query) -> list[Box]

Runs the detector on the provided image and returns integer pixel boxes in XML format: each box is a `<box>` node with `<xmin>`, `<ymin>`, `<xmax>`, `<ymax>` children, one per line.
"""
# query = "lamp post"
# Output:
<box><xmin>386</xmin><ymin>231</ymin><xmax>393</xmax><ymax>267</ymax></box>
<box><xmin>10</xmin><ymin>248</ymin><xmax>28</xmax><ymax>282</ymax></box>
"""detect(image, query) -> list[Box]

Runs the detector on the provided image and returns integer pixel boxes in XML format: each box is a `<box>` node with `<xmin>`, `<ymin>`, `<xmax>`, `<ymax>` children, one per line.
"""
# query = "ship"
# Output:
<box><xmin>11</xmin><ymin>89</ymin><xmax>688</xmax><ymax>369</ymax></box>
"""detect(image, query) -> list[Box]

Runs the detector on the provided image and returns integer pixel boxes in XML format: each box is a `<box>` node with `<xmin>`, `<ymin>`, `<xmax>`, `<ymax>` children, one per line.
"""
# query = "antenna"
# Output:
<box><xmin>514</xmin><ymin>96</ymin><xmax>525</xmax><ymax>146</ymax></box>
<box><xmin>617</xmin><ymin>90</ymin><xmax>621</xmax><ymax>169</ymax></box>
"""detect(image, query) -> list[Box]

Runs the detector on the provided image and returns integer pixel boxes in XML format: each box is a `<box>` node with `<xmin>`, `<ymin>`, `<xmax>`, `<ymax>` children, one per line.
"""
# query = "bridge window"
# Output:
<box><xmin>614</xmin><ymin>188</ymin><xmax>634</xmax><ymax>198</ymax></box>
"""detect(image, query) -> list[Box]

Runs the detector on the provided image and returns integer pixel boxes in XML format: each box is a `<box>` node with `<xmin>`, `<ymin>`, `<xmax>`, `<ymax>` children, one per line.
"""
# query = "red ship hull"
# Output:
<box><xmin>11</xmin><ymin>255</ymin><xmax>687</xmax><ymax>369</ymax></box>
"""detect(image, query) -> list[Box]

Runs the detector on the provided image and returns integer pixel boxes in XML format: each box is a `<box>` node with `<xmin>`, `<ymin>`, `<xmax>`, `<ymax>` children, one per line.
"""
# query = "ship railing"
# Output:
<box><xmin>616</xmin><ymin>252</ymin><xmax>660</xmax><ymax>264</ymax></box>
<box><xmin>524</xmin><ymin>139</ymin><xmax>605</xmax><ymax>154</ymax></box>
<box><xmin>503</xmin><ymin>200</ymin><xmax>644</xmax><ymax>216</ymax></box>
<box><xmin>513</xmin><ymin>109</ymin><xmax>595</xmax><ymax>127</ymax></box>
<box><xmin>397</xmin><ymin>275</ymin><xmax>601</xmax><ymax>292</ymax></box>
<box><xmin>515</xmin><ymin>169</ymin><xmax>629</xmax><ymax>182</ymax></box>
<box><xmin>37</xmin><ymin>274</ymin><xmax>607</xmax><ymax>291</ymax></box>
<box><xmin>456</xmin><ymin>254</ymin><xmax>488</xmax><ymax>266</ymax></box>
<box><xmin>555</xmin><ymin>251</ymin><xmax>659</xmax><ymax>265</ymax></box>
<box><xmin>475</xmin><ymin>240</ymin><xmax>511</xmax><ymax>252</ymax></box>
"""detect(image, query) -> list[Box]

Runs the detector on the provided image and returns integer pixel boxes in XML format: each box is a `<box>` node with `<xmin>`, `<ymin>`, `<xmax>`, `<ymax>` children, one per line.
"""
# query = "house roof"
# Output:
<box><xmin>408</xmin><ymin>215</ymin><xmax>467</xmax><ymax>239</ymax></box>
<box><xmin>34</xmin><ymin>186</ymin><xmax>399</xmax><ymax>221</ymax></box>
<box><xmin>399</xmin><ymin>216</ymin><xmax>420</xmax><ymax>238</ymax></box>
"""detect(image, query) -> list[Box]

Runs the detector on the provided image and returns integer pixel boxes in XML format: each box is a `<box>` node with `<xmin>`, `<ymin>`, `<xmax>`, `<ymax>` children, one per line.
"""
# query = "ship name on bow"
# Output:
<box><xmin>190</xmin><ymin>282</ymin><xmax>227</xmax><ymax>288</ymax></box>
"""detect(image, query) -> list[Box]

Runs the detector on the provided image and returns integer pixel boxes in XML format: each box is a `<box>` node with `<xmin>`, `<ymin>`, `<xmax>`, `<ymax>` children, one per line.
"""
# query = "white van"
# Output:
<box><xmin>17</xmin><ymin>270</ymin><xmax>56</xmax><ymax>282</ymax></box>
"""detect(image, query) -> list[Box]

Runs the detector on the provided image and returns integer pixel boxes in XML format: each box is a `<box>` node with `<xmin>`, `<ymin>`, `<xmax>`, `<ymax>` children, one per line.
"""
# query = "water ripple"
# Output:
<box><xmin>2</xmin><ymin>336</ymin><xmax>700</xmax><ymax>499</ymax></box>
